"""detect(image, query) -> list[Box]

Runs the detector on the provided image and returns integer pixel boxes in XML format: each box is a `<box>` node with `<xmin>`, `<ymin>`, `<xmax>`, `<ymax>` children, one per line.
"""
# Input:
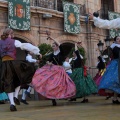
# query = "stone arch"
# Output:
<box><xmin>53</xmin><ymin>35</ymin><xmax>87</xmax><ymax>56</ymax></box>
<box><xmin>56</xmin><ymin>35</ymin><xmax>87</xmax><ymax>52</ymax></box>
<box><xmin>14</xmin><ymin>33</ymin><xmax>36</xmax><ymax>45</ymax></box>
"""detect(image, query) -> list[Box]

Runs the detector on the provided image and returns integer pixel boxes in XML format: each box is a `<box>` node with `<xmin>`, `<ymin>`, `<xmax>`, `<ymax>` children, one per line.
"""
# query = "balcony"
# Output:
<box><xmin>0</xmin><ymin>0</ymin><xmax>86</xmax><ymax>16</ymax></box>
<box><xmin>30</xmin><ymin>0</ymin><xmax>86</xmax><ymax>15</ymax></box>
<box><xmin>30</xmin><ymin>0</ymin><xmax>55</xmax><ymax>10</ymax></box>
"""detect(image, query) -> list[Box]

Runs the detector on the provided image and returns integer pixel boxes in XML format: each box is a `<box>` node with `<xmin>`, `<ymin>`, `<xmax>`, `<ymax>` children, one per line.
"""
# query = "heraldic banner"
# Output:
<box><xmin>63</xmin><ymin>1</ymin><xmax>80</xmax><ymax>34</ymax></box>
<box><xmin>8</xmin><ymin>0</ymin><xmax>30</xmax><ymax>30</ymax></box>
<box><xmin>108</xmin><ymin>11</ymin><xmax>120</xmax><ymax>38</ymax></box>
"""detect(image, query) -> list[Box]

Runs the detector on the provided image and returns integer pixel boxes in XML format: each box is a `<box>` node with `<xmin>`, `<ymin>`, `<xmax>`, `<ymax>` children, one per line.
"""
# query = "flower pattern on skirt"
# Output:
<box><xmin>99</xmin><ymin>59</ymin><xmax>120</xmax><ymax>94</ymax></box>
<box><xmin>70</xmin><ymin>68</ymin><xmax>97</xmax><ymax>98</ymax></box>
<box><xmin>32</xmin><ymin>65</ymin><xmax>76</xmax><ymax>99</ymax></box>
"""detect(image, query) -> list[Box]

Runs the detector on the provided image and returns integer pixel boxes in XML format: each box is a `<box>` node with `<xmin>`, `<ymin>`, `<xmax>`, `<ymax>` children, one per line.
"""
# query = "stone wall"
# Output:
<box><xmin>0</xmin><ymin>0</ymin><xmax>118</xmax><ymax>77</ymax></box>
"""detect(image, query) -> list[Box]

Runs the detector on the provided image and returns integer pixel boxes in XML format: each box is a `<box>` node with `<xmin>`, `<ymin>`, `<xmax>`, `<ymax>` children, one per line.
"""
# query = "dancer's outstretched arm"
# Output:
<box><xmin>48</xmin><ymin>36</ymin><xmax>60</xmax><ymax>46</ymax></box>
<box><xmin>89</xmin><ymin>13</ymin><xmax>120</xmax><ymax>29</ymax></box>
<box><xmin>14</xmin><ymin>40</ymin><xmax>40</xmax><ymax>55</ymax></box>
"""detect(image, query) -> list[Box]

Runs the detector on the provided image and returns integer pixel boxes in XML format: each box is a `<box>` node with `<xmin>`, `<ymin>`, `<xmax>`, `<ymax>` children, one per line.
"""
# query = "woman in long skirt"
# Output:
<box><xmin>98</xmin><ymin>36</ymin><xmax>120</xmax><ymax>104</ymax></box>
<box><xmin>93</xmin><ymin>56</ymin><xmax>106</xmax><ymax>86</ymax></box>
<box><xmin>32</xmin><ymin>37</ymin><xmax>76</xmax><ymax>106</ymax></box>
<box><xmin>0</xmin><ymin>28</ymin><xmax>40</xmax><ymax>111</ymax></box>
<box><xmin>70</xmin><ymin>43</ymin><xmax>97</xmax><ymax>103</ymax></box>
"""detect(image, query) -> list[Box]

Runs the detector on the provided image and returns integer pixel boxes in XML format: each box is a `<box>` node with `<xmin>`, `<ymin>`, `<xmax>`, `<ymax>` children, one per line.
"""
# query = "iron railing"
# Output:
<box><xmin>0</xmin><ymin>0</ymin><xmax>86</xmax><ymax>15</ymax></box>
<box><xmin>30</xmin><ymin>0</ymin><xmax>86</xmax><ymax>15</ymax></box>
<box><xmin>30</xmin><ymin>0</ymin><xmax>55</xmax><ymax>10</ymax></box>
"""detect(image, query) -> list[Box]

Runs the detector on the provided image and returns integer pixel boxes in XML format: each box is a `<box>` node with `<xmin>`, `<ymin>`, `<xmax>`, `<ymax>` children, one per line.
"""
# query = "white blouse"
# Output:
<box><xmin>26</xmin><ymin>54</ymin><xmax>37</xmax><ymax>63</ymax></box>
<box><xmin>93</xmin><ymin>17</ymin><xmax>120</xmax><ymax>29</ymax></box>
<box><xmin>15</xmin><ymin>40</ymin><xmax>40</xmax><ymax>55</ymax></box>
<box><xmin>110</xmin><ymin>43</ymin><xmax>120</xmax><ymax>49</ymax></box>
<box><xmin>63</xmin><ymin>58</ymin><xmax>72</xmax><ymax>73</ymax></box>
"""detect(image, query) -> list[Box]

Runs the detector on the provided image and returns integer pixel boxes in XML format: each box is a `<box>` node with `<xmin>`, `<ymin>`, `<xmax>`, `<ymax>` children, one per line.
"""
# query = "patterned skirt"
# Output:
<box><xmin>99</xmin><ymin>59</ymin><xmax>120</xmax><ymax>95</ymax></box>
<box><xmin>32</xmin><ymin>65</ymin><xmax>76</xmax><ymax>99</ymax></box>
<box><xmin>0</xmin><ymin>60</ymin><xmax>35</xmax><ymax>93</ymax></box>
<box><xmin>94</xmin><ymin>73</ymin><xmax>102</xmax><ymax>86</ymax></box>
<box><xmin>70</xmin><ymin>68</ymin><xmax>97</xmax><ymax>98</ymax></box>
<box><xmin>0</xmin><ymin>92</ymin><xmax>8</xmax><ymax>101</ymax></box>
<box><xmin>94</xmin><ymin>69</ymin><xmax>106</xmax><ymax>86</ymax></box>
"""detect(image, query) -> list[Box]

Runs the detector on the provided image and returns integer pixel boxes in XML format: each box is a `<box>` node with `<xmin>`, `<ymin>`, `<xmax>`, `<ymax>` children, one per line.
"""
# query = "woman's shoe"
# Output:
<box><xmin>68</xmin><ymin>98</ymin><xmax>76</xmax><ymax>101</ymax></box>
<box><xmin>21</xmin><ymin>99</ymin><xmax>29</xmax><ymax>105</ymax></box>
<box><xmin>52</xmin><ymin>99</ymin><xmax>57</xmax><ymax>106</ymax></box>
<box><xmin>81</xmin><ymin>99</ymin><xmax>88</xmax><ymax>103</ymax></box>
<box><xmin>14</xmin><ymin>97</ymin><xmax>20</xmax><ymax>105</ymax></box>
<box><xmin>112</xmin><ymin>100</ymin><xmax>120</xmax><ymax>104</ymax></box>
<box><xmin>10</xmin><ymin>104</ymin><xmax>17</xmax><ymax>111</ymax></box>
<box><xmin>105</xmin><ymin>96</ymin><xmax>111</xmax><ymax>100</ymax></box>
<box><xmin>85</xmin><ymin>99</ymin><xmax>89</xmax><ymax>103</ymax></box>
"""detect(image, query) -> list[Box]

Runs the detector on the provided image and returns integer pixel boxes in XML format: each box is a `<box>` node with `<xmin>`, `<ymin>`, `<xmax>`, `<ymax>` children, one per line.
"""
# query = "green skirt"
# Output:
<box><xmin>70</xmin><ymin>68</ymin><xmax>97</xmax><ymax>98</ymax></box>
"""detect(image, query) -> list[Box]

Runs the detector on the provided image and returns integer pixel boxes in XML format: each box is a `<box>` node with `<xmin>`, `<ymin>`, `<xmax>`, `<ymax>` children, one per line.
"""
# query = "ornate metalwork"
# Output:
<box><xmin>30</xmin><ymin>0</ymin><xmax>78</xmax><ymax>12</ymax></box>
<box><xmin>30</xmin><ymin>0</ymin><xmax>55</xmax><ymax>10</ymax></box>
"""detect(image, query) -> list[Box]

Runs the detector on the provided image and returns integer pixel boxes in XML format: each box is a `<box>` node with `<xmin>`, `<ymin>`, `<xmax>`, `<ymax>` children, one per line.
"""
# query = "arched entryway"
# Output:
<box><xmin>61</xmin><ymin>42</ymin><xmax>74</xmax><ymax>56</ymax></box>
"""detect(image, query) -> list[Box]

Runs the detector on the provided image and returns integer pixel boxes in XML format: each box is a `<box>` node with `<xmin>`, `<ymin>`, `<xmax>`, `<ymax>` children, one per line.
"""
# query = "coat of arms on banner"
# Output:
<box><xmin>8</xmin><ymin>0</ymin><xmax>30</xmax><ymax>30</ymax></box>
<box><xmin>108</xmin><ymin>11</ymin><xmax>120</xmax><ymax>38</ymax></box>
<box><xmin>63</xmin><ymin>2</ymin><xmax>80</xmax><ymax>34</ymax></box>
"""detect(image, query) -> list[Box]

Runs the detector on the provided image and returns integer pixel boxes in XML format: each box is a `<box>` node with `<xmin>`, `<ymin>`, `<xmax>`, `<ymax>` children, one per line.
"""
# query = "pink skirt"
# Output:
<box><xmin>94</xmin><ymin>73</ymin><xmax>102</xmax><ymax>86</ymax></box>
<box><xmin>32</xmin><ymin>65</ymin><xmax>76</xmax><ymax>99</ymax></box>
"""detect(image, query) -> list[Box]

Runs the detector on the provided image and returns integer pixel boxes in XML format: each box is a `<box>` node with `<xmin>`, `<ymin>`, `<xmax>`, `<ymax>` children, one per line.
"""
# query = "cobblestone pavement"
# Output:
<box><xmin>0</xmin><ymin>96</ymin><xmax>120</xmax><ymax>120</ymax></box>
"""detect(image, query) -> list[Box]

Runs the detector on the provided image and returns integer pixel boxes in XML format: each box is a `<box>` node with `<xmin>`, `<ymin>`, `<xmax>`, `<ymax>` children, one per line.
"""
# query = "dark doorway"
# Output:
<box><xmin>14</xmin><ymin>37</ymin><xmax>27</xmax><ymax>60</ymax></box>
<box><xmin>61</xmin><ymin>42</ymin><xmax>74</xmax><ymax>56</ymax></box>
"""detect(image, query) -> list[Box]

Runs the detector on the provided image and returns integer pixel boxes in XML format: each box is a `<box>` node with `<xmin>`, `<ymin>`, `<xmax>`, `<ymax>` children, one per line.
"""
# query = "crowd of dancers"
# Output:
<box><xmin>1</xmin><ymin>13</ymin><xmax>120</xmax><ymax>112</ymax></box>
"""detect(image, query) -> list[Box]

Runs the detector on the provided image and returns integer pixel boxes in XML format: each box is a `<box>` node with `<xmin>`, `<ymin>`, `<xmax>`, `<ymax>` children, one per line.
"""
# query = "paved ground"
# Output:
<box><xmin>0</xmin><ymin>96</ymin><xmax>120</xmax><ymax>120</ymax></box>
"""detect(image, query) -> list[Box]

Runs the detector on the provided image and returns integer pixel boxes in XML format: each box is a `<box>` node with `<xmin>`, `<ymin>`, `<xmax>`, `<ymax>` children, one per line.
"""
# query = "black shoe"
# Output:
<box><xmin>81</xmin><ymin>99</ymin><xmax>88</xmax><ymax>103</ymax></box>
<box><xmin>25</xmin><ymin>91</ymin><xmax>31</xmax><ymax>98</ymax></box>
<box><xmin>68</xmin><ymin>98</ymin><xmax>76</xmax><ymax>101</ymax></box>
<box><xmin>112</xmin><ymin>100</ymin><xmax>120</xmax><ymax>104</ymax></box>
<box><xmin>52</xmin><ymin>99</ymin><xmax>57</xmax><ymax>106</ymax></box>
<box><xmin>14</xmin><ymin>97</ymin><xmax>20</xmax><ymax>105</ymax></box>
<box><xmin>105</xmin><ymin>96</ymin><xmax>111</xmax><ymax>100</ymax></box>
<box><xmin>21</xmin><ymin>99</ymin><xmax>29</xmax><ymax>105</ymax></box>
<box><xmin>10</xmin><ymin>104</ymin><xmax>17</xmax><ymax>111</ymax></box>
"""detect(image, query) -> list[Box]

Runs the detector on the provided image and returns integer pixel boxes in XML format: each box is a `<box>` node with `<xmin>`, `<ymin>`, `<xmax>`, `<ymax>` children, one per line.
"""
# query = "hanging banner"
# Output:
<box><xmin>63</xmin><ymin>2</ymin><xmax>80</xmax><ymax>34</ymax></box>
<box><xmin>108</xmin><ymin>11</ymin><xmax>120</xmax><ymax>38</ymax></box>
<box><xmin>8</xmin><ymin>0</ymin><xmax>30</xmax><ymax>30</ymax></box>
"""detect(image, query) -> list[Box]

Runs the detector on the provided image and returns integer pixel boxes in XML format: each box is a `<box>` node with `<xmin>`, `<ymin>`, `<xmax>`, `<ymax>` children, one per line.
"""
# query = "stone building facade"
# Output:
<box><xmin>0</xmin><ymin>0</ymin><xmax>120</xmax><ymax>77</ymax></box>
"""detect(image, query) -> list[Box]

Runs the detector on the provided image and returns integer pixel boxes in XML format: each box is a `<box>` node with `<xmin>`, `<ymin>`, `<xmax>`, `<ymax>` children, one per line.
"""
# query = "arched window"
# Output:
<box><xmin>101</xmin><ymin>0</ymin><xmax>114</xmax><ymax>19</ymax></box>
